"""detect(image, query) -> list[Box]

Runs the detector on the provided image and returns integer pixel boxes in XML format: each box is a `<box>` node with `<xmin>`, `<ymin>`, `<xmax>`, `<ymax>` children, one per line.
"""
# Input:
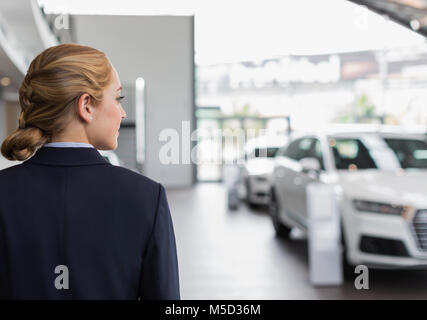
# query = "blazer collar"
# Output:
<box><xmin>24</xmin><ymin>146</ymin><xmax>110</xmax><ymax>166</ymax></box>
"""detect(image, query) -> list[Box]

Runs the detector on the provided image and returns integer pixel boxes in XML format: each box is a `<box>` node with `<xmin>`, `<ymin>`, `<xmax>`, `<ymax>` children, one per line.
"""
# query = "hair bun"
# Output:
<box><xmin>1</xmin><ymin>126</ymin><xmax>49</xmax><ymax>161</ymax></box>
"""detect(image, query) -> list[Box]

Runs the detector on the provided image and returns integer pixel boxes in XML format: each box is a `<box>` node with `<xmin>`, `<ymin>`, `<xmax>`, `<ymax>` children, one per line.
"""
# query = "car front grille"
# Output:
<box><xmin>411</xmin><ymin>209</ymin><xmax>427</xmax><ymax>252</ymax></box>
<box><xmin>359</xmin><ymin>236</ymin><xmax>409</xmax><ymax>257</ymax></box>
<box><xmin>255</xmin><ymin>176</ymin><xmax>268</xmax><ymax>182</ymax></box>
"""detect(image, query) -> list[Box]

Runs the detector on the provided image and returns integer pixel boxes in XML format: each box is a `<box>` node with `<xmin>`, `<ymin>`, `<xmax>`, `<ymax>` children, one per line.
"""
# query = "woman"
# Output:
<box><xmin>0</xmin><ymin>43</ymin><xmax>180</xmax><ymax>300</ymax></box>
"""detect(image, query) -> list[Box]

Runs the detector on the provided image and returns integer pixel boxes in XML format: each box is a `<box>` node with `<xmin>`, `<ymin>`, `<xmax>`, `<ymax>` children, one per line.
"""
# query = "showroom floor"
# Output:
<box><xmin>167</xmin><ymin>183</ymin><xmax>427</xmax><ymax>299</ymax></box>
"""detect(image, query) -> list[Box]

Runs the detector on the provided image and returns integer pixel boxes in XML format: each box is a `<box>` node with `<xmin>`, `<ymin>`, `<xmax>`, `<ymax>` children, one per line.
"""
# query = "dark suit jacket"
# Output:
<box><xmin>0</xmin><ymin>146</ymin><xmax>180</xmax><ymax>300</ymax></box>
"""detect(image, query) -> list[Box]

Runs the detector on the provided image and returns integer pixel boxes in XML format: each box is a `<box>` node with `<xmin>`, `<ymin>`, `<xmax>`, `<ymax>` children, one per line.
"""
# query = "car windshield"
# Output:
<box><xmin>330</xmin><ymin>138</ymin><xmax>377</xmax><ymax>170</ymax></box>
<box><xmin>254</xmin><ymin>147</ymin><xmax>279</xmax><ymax>158</ymax></box>
<box><xmin>383</xmin><ymin>138</ymin><xmax>427</xmax><ymax>169</ymax></box>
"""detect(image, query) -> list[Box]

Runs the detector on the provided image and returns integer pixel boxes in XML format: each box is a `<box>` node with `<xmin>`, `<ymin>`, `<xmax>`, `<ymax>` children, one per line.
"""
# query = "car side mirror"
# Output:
<box><xmin>299</xmin><ymin>157</ymin><xmax>321</xmax><ymax>174</ymax></box>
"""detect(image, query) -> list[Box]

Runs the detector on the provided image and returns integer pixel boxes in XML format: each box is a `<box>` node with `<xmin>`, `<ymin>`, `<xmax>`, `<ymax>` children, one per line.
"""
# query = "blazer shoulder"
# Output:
<box><xmin>105</xmin><ymin>165</ymin><xmax>162</xmax><ymax>191</ymax></box>
<box><xmin>105</xmin><ymin>166</ymin><xmax>165</xmax><ymax>211</ymax></box>
<box><xmin>0</xmin><ymin>163</ymin><xmax>25</xmax><ymax>178</ymax></box>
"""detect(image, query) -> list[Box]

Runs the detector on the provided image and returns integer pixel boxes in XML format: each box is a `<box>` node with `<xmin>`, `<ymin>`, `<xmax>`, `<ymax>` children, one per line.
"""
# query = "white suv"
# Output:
<box><xmin>270</xmin><ymin>127</ymin><xmax>427</xmax><ymax>269</ymax></box>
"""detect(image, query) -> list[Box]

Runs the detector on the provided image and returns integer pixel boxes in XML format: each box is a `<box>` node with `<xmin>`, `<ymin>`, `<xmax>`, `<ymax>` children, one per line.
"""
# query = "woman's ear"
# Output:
<box><xmin>76</xmin><ymin>93</ymin><xmax>93</xmax><ymax>123</ymax></box>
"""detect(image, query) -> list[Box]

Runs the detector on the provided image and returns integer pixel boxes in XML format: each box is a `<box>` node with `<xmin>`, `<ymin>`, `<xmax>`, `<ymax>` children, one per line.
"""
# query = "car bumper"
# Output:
<box><xmin>247</xmin><ymin>175</ymin><xmax>271</xmax><ymax>205</ymax></box>
<box><xmin>342</xmin><ymin>200</ymin><xmax>427</xmax><ymax>268</ymax></box>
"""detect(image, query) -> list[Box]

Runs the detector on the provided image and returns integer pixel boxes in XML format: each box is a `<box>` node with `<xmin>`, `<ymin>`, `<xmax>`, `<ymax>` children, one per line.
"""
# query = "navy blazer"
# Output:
<box><xmin>0</xmin><ymin>146</ymin><xmax>180</xmax><ymax>299</ymax></box>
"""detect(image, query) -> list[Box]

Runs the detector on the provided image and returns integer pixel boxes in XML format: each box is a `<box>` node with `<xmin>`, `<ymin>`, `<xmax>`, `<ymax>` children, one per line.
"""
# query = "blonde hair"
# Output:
<box><xmin>1</xmin><ymin>43</ymin><xmax>113</xmax><ymax>161</ymax></box>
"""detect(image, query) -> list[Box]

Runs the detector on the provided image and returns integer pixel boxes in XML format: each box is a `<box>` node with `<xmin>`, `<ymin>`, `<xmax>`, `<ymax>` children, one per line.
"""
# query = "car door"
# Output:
<box><xmin>275</xmin><ymin>137</ymin><xmax>314</xmax><ymax>226</ymax></box>
<box><xmin>292</xmin><ymin>139</ymin><xmax>326</xmax><ymax>223</ymax></box>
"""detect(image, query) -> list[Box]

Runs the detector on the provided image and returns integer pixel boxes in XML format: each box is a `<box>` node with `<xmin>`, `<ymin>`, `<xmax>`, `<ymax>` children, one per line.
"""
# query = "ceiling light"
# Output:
<box><xmin>0</xmin><ymin>77</ymin><xmax>10</xmax><ymax>86</ymax></box>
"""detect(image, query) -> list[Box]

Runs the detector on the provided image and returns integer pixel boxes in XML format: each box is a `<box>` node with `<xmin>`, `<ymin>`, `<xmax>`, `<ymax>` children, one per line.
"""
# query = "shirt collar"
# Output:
<box><xmin>44</xmin><ymin>142</ymin><xmax>95</xmax><ymax>148</ymax></box>
<box><xmin>24</xmin><ymin>145</ymin><xmax>110</xmax><ymax>166</ymax></box>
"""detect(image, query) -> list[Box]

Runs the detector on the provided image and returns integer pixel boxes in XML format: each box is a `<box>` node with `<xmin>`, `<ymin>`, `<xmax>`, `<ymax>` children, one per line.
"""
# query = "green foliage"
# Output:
<box><xmin>334</xmin><ymin>93</ymin><xmax>379</xmax><ymax>123</ymax></box>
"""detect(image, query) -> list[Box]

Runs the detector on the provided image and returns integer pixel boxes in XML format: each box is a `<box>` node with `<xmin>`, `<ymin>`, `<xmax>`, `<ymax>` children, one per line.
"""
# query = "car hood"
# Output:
<box><xmin>245</xmin><ymin>158</ymin><xmax>275</xmax><ymax>176</ymax></box>
<box><xmin>337</xmin><ymin>169</ymin><xmax>427</xmax><ymax>207</ymax></box>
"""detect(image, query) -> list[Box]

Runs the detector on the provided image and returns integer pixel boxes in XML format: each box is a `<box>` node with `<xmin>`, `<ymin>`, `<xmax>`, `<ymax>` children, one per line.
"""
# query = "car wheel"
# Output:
<box><xmin>228</xmin><ymin>202</ymin><xmax>238</xmax><ymax>211</ymax></box>
<box><xmin>227</xmin><ymin>190</ymin><xmax>239</xmax><ymax>211</ymax></box>
<box><xmin>228</xmin><ymin>195</ymin><xmax>239</xmax><ymax>211</ymax></box>
<box><xmin>269</xmin><ymin>188</ymin><xmax>291</xmax><ymax>238</ymax></box>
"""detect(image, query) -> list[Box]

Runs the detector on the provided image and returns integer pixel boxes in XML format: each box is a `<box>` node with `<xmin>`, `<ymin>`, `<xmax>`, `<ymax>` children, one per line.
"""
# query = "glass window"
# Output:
<box><xmin>276</xmin><ymin>146</ymin><xmax>287</xmax><ymax>157</ymax></box>
<box><xmin>306</xmin><ymin>139</ymin><xmax>325</xmax><ymax>170</ymax></box>
<box><xmin>284</xmin><ymin>138</ymin><xmax>324</xmax><ymax>170</ymax></box>
<box><xmin>285</xmin><ymin>138</ymin><xmax>312</xmax><ymax>160</ymax></box>
<box><xmin>330</xmin><ymin>138</ymin><xmax>377</xmax><ymax>170</ymax></box>
<box><xmin>284</xmin><ymin>139</ymin><xmax>301</xmax><ymax>160</ymax></box>
<box><xmin>383</xmin><ymin>138</ymin><xmax>427</xmax><ymax>169</ymax></box>
<box><xmin>254</xmin><ymin>147</ymin><xmax>280</xmax><ymax>158</ymax></box>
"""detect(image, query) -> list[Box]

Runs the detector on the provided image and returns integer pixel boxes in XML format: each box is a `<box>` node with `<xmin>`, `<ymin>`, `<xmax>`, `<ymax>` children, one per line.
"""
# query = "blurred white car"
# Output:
<box><xmin>98</xmin><ymin>150</ymin><xmax>122</xmax><ymax>166</ymax></box>
<box><xmin>270</xmin><ymin>127</ymin><xmax>427</xmax><ymax>269</ymax></box>
<box><xmin>241</xmin><ymin>135</ymin><xmax>287</xmax><ymax>206</ymax></box>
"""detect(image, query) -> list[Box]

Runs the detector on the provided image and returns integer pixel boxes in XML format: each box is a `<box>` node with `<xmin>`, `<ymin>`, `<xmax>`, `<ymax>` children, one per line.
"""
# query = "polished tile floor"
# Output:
<box><xmin>167</xmin><ymin>183</ymin><xmax>427</xmax><ymax>299</ymax></box>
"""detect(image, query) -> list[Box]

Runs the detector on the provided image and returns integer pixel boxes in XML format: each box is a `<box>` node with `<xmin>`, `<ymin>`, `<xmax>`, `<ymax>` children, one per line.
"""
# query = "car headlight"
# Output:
<box><xmin>352</xmin><ymin>199</ymin><xmax>406</xmax><ymax>215</ymax></box>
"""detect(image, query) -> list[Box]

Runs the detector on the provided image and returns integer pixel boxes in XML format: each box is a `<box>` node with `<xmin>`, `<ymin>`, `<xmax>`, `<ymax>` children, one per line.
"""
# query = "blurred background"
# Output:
<box><xmin>2</xmin><ymin>0</ymin><xmax>427</xmax><ymax>299</ymax></box>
